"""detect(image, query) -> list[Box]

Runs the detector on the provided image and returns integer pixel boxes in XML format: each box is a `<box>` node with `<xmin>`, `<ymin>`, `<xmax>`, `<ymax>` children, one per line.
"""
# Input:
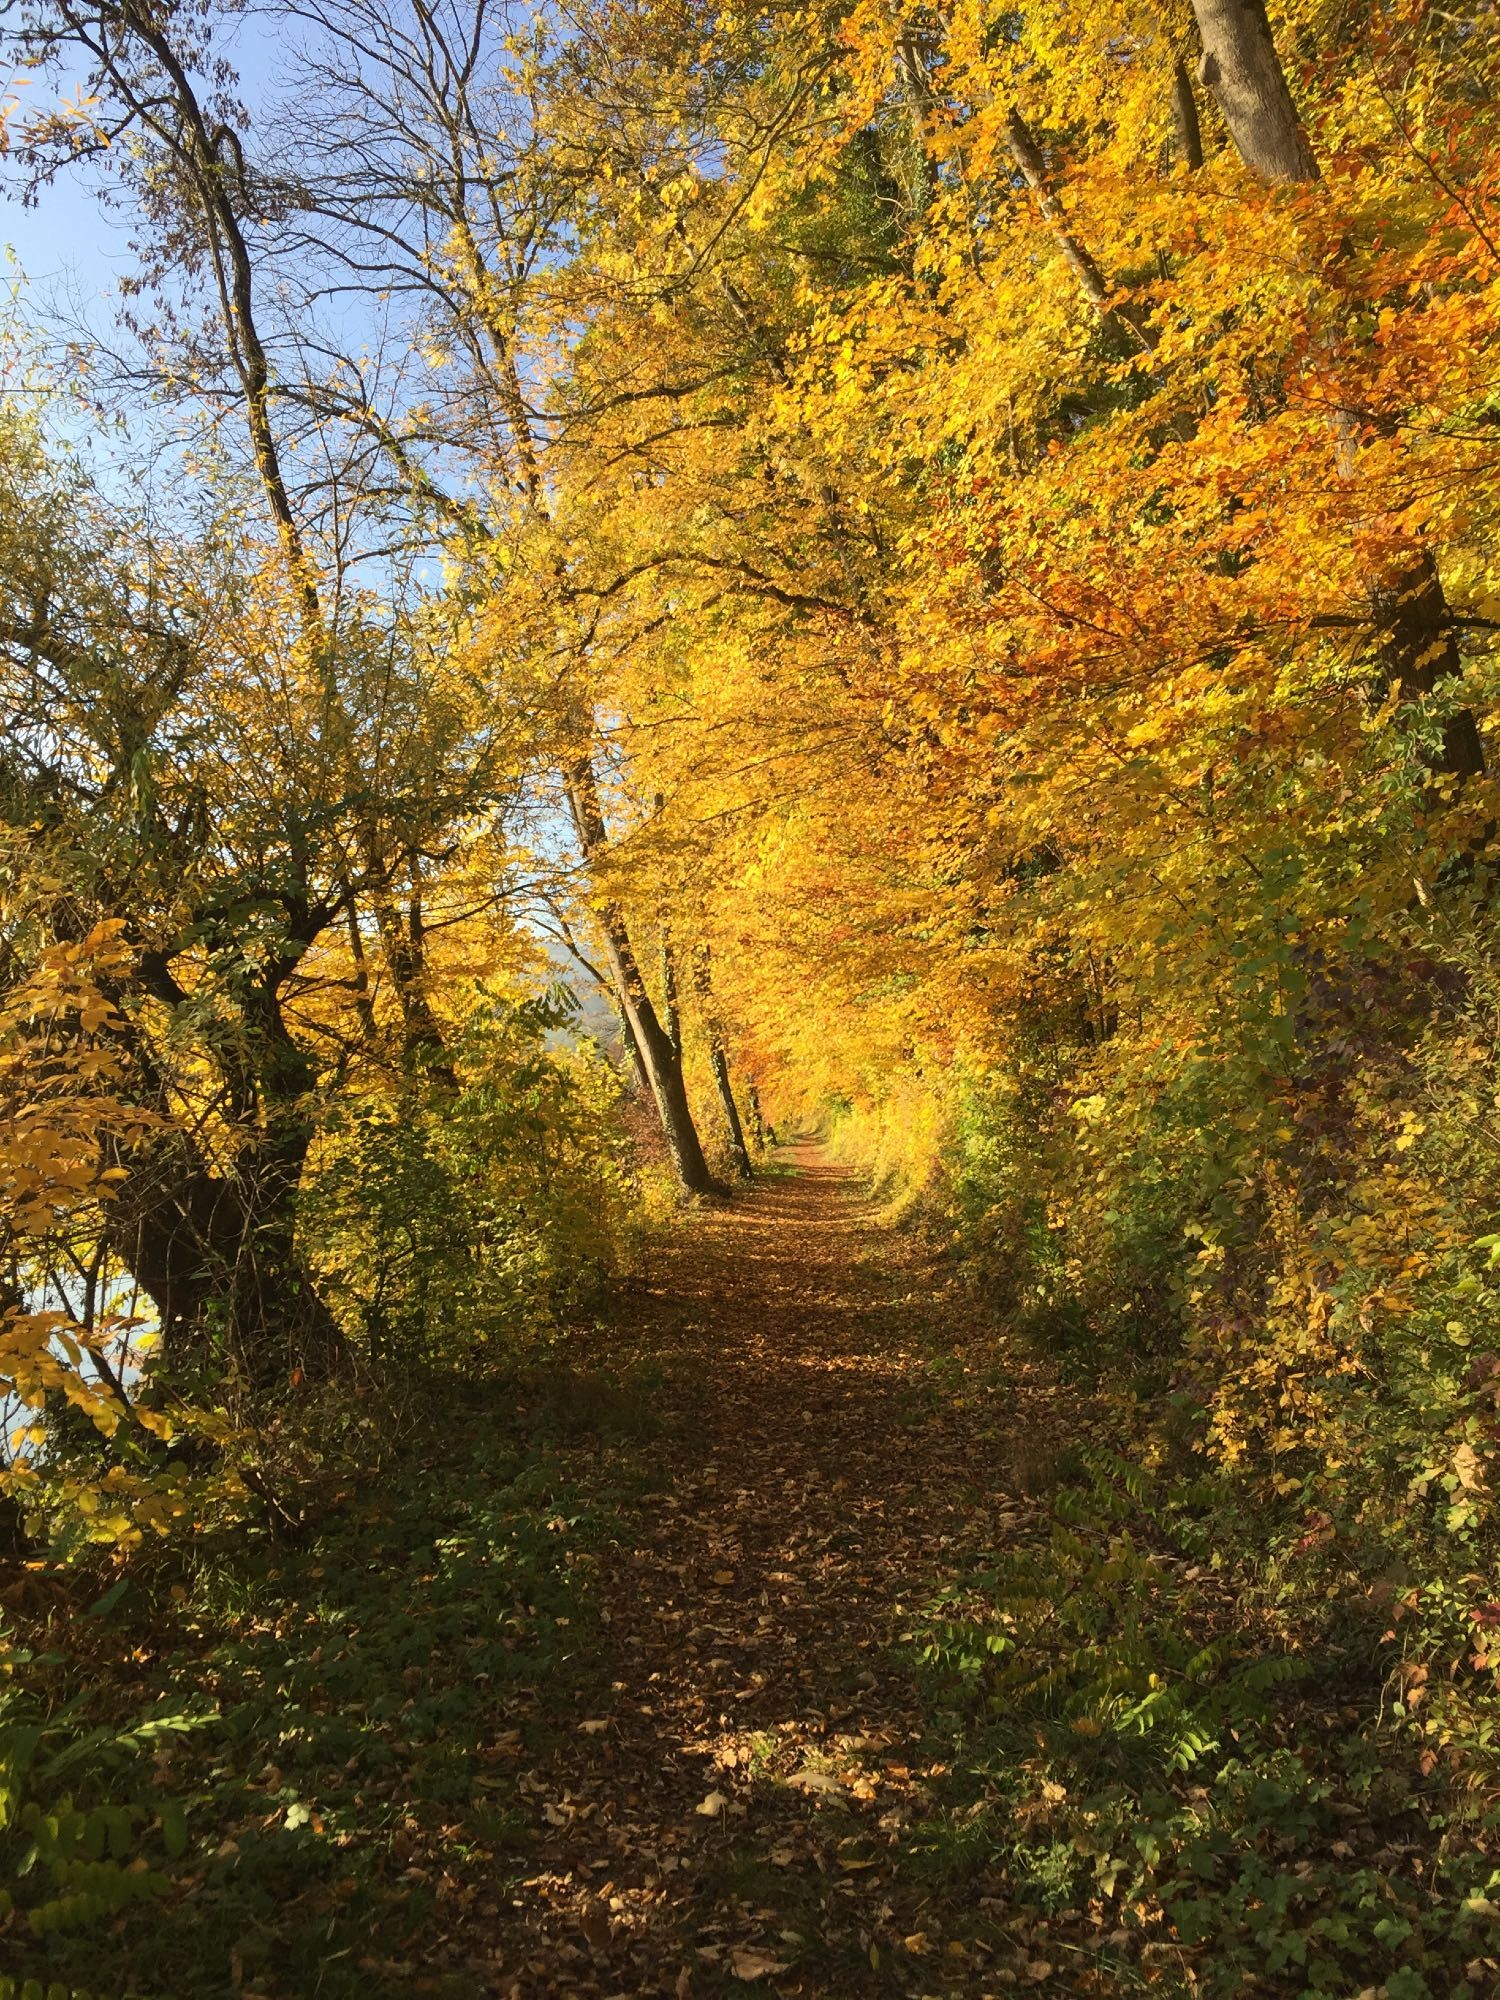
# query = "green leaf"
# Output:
<box><xmin>82</xmin><ymin>1578</ymin><xmax>130</xmax><ymax>1621</ymax></box>
<box><xmin>158</xmin><ymin>1797</ymin><xmax>188</xmax><ymax>1859</ymax></box>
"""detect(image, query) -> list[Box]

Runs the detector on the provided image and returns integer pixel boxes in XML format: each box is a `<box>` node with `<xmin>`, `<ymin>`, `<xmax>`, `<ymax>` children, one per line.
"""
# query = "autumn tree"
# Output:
<box><xmin>5</xmin><ymin>0</ymin><xmax>511</xmax><ymax>1075</ymax></box>
<box><xmin>194</xmin><ymin>0</ymin><xmax>735</xmax><ymax>1191</ymax></box>
<box><xmin>520</xmin><ymin>0</ymin><xmax>1500</xmax><ymax>1536</ymax></box>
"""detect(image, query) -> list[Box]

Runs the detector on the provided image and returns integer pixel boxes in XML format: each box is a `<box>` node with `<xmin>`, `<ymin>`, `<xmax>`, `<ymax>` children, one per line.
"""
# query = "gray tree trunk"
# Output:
<box><xmin>1170</xmin><ymin>56</ymin><xmax>1205</xmax><ymax>170</ymax></box>
<box><xmin>1188</xmin><ymin>0</ymin><xmax>1319</xmax><ymax>182</ymax></box>
<box><xmin>708</xmin><ymin>1040</ymin><xmax>754</xmax><ymax>1180</ymax></box>
<box><xmin>565</xmin><ymin>760</ymin><xmax>721</xmax><ymax>1197</ymax></box>
<box><xmin>694</xmin><ymin>947</ymin><xmax>752</xmax><ymax>1179</ymax></box>
<box><xmin>1188</xmin><ymin>0</ymin><xmax>1484</xmax><ymax>780</ymax></box>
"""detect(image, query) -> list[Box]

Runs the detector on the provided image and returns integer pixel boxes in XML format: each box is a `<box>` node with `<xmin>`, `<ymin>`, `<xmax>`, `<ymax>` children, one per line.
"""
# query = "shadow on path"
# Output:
<box><xmin>467</xmin><ymin>1143</ymin><xmax>1050</xmax><ymax>1998</ymax></box>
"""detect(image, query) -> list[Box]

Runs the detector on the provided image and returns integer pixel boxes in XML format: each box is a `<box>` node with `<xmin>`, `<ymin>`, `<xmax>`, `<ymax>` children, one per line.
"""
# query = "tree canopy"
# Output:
<box><xmin>3</xmin><ymin>0</ymin><xmax>1500</xmax><ymax>1992</ymax></box>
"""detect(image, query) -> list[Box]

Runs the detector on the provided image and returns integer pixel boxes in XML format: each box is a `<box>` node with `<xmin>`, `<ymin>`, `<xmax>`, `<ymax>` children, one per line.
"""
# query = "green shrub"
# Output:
<box><xmin>911</xmin><ymin>1450</ymin><xmax>1500</xmax><ymax>1998</ymax></box>
<box><xmin>302</xmin><ymin>986</ymin><xmax>638</xmax><ymax>1366</ymax></box>
<box><xmin>0</xmin><ymin>1650</ymin><xmax>205</xmax><ymax>1951</ymax></box>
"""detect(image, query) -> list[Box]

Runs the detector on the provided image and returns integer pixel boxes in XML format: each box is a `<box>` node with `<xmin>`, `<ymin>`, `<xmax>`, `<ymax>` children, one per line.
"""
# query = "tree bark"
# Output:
<box><xmin>694</xmin><ymin>947</ymin><xmax>753</xmax><ymax>1180</ymax></box>
<box><xmin>1187</xmin><ymin>0</ymin><xmax>1319</xmax><ymax>182</ymax></box>
<box><xmin>1187</xmin><ymin>0</ymin><xmax>1485</xmax><ymax>781</ymax></box>
<box><xmin>1170</xmin><ymin>56</ymin><xmax>1205</xmax><ymax>171</ymax></box>
<box><xmin>106</xmin><ymin>1130</ymin><xmax>342</xmax><ymax>1390</ymax></box>
<box><xmin>230</xmin><ymin>980</ymin><xmax>347</xmax><ymax>1385</ymax></box>
<box><xmin>612</xmin><ymin>995</ymin><xmax>652</xmax><ymax>1096</ymax></box>
<box><xmin>893</xmin><ymin>30</ymin><xmax>936</xmax><ymax>216</ymax></box>
<box><xmin>104</xmin><ymin>968</ymin><xmax>345</xmax><ymax>1389</ymax></box>
<box><xmin>0</xmin><ymin>1277</ymin><xmax>32</xmax><ymax>1555</ymax></box>
<box><xmin>0</xmin><ymin>1489</ymin><xmax>28</xmax><ymax>1557</ymax></box>
<box><xmin>564</xmin><ymin>758</ymin><xmax>721</xmax><ymax>1197</ymax></box>
<box><xmin>1003</xmin><ymin>109</ymin><xmax>1156</xmax><ymax>355</ymax></box>
<box><xmin>341</xmin><ymin>885</ymin><xmax>380</xmax><ymax>1044</ymax></box>
<box><xmin>746</xmin><ymin>1082</ymin><xmax>773</xmax><ymax>1150</ymax></box>
<box><xmin>369</xmin><ymin>871</ymin><xmax>457</xmax><ymax>1084</ymax></box>
<box><xmin>1370</xmin><ymin>546</ymin><xmax>1486</xmax><ymax>780</ymax></box>
<box><xmin>708</xmin><ymin>1041</ymin><xmax>753</xmax><ymax>1179</ymax></box>
<box><xmin>660</xmin><ymin>933</ymin><xmax>683</xmax><ymax>1059</ymax></box>
<box><xmin>1004</xmin><ymin>109</ymin><xmax>1117</xmax><ymax>318</ymax></box>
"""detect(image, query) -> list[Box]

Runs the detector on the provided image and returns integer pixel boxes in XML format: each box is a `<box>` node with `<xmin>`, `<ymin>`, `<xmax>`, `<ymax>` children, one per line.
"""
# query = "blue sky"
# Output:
<box><xmin>3</xmin><ymin>171</ymin><xmax>130</xmax><ymax>291</ymax></box>
<box><xmin>1</xmin><ymin>16</ymin><xmax>282</xmax><ymax>318</ymax></box>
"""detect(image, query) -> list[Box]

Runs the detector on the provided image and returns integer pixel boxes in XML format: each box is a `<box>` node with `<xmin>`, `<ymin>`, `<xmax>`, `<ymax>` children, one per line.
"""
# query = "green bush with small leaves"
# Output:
<box><xmin>910</xmin><ymin>1450</ymin><xmax>1500</xmax><ymax>1999</ymax></box>
<box><xmin>0</xmin><ymin>1659</ymin><xmax>204</xmax><ymax>1953</ymax></box>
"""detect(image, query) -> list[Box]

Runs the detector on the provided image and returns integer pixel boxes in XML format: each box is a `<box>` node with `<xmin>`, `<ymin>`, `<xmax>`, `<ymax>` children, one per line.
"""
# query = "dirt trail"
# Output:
<box><xmin>483</xmin><ymin>1144</ymin><xmax>1053</xmax><ymax>1998</ymax></box>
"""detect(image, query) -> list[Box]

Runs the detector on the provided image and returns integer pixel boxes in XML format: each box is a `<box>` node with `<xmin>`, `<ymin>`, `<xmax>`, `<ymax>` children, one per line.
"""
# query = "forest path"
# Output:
<box><xmin>481</xmin><ymin>1142</ymin><xmax>1055</xmax><ymax>1999</ymax></box>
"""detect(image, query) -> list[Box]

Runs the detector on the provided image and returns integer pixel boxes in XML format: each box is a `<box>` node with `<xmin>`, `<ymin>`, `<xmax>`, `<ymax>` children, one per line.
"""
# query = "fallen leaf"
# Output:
<box><xmin>696</xmin><ymin>1789</ymin><xmax>728</xmax><ymax>1817</ymax></box>
<box><xmin>1454</xmin><ymin>1442</ymin><xmax>1486</xmax><ymax>1492</ymax></box>
<box><xmin>730</xmin><ymin>1948</ymin><xmax>790</xmax><ymax>1981</ymax></box>
<box><xmin>788</xmin><ymin>1768</ymin><xmax>841</xmax><ymax>1794</ymax></box>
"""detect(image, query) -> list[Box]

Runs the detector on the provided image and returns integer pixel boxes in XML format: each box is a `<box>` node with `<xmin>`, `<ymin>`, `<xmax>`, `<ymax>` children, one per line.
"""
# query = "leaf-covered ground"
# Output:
<box><xmin>470</xmin><ymin>1144</ymin><xmax>1063</xmax><ymax>1998</ymax></box>
<box><xmin>7</xmin><ymin>1146</ymin><xmax>1495</xmax><ymax>1999</ymax></box>
<box><xmin>2</xmin><ymin>1146</ymin><xmax>1051</xmax><ymax>1997</ymax></box>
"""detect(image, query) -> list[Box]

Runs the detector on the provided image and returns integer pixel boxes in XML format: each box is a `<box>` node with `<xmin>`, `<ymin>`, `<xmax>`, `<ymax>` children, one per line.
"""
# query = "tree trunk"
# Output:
<box><xmin>612</xmin><ymin>995</ymin><xmax>652</xmax><ymax>1096</ymax></box>
<box><xmin>106</xmin><ymin>975</ymin><xmax>345</xmax><ymax>1390</ymax></box>
<box><xmin>110</xmin><ymin>1123</ymin><xmax>344</xmax><ymax>1391</ymax></box>
<box><xmin>1003</xmin><ymin>109</ymin><xmax>1156</xmax><ymax>355</ymax></box>
<box><xmin>693</xmin><ymin>946</ymin><xmax>752</xmax><ymax>1179</ymax></box>
<box><xmin>1188</xmin><ymin>0</ymin><xmax>1484</xmax><ymax>781</ymax></box>
<box><xmin>1004</xmin><ymin>109</ymin><xmax>1118</xmax><ymax>318</ymax></box>
<box><xmin>341</xmin><ymin>885</ymin><xmax>380</xmax><ymax>1043</ymax></box>
<box><xmin>1188</xmin><ymin>0</ymin><xmax>1319</xmax><ymax>182</ymax></box>
<box><xmin>564</xmin><ymin>758</ymin><xmax>721</xmax><ymax>1197</ymax></box>
<box><xmin>601</xmin><ymin>913</ymin><xmax>719</xmax><ymax>1197</ymax></box>
<box><xmin>108</xmin><ymin>1133</ymin><xmax>247</xmax><ymax>1350</ymax></box>
<box><xmin>708</xmin><ymin>1040</ymin><xmax>753</xmax><ymax>1180</ymax></box>
<box><xmin>231</xmin><ymin>981</ymin><xmax>348</xmax><ymax>1384</ymax></box>
<box><xmin>660</xmin><ymin>934</ymin><xmax>683</xmax><ymax>1058</ymax></box>
<box><xmin>1170</xmin><ymin>56</ymin><xmax>1205</xmax><ymax>171</ymax></box>
<box><xmin>746</xmin><ymin>1082</ymin><xmax>772</xmax><ymax>1150</ymax></box>
<box><xmin>0</xmin><ymin>1489</ymin><xmax>28</xmax><ymax>1557</ymax></box>
<box><xmin>0</xmin><ymin>1278</ymin><xmax>32</xmax><ymax>1556</ymax></box>
<box><xmin>1369</xmin><ymin>546</ymin><xmax>1486</xmax><ymax>780</ymax></box>
<box><xmin>893</xmin><ymin>30</ymin><xmax>936</xmax><ymax>216</ymax></box>
<box><xmin>369</xmin><ymin>869</ymin><xmax>457</xmax><ymax>1084</ymax></box>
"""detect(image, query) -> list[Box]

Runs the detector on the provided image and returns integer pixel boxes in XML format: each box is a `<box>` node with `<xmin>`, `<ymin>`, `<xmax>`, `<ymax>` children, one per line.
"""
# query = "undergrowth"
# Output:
<box><xmin>0</xmin><ymin>1376</ymin><xmax>625</xmax><ymax>1998</ymax></box>
<box><xmin>906</xmin><ymin>1449</ymin><xmax>1500</xmax><ymax>1999</ymax></box>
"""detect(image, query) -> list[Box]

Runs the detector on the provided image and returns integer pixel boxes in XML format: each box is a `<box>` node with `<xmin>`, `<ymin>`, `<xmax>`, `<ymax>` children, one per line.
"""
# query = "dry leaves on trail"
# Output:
<box><xmin>730</xmin><ymin>1947</ymin><xmax>793</xmax><ymax>1981</ymax></box>
<box><xmin>449</xmin><ymin>1147</ymin><xmax>1064</xmax><ymax>1997</ymax></box>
